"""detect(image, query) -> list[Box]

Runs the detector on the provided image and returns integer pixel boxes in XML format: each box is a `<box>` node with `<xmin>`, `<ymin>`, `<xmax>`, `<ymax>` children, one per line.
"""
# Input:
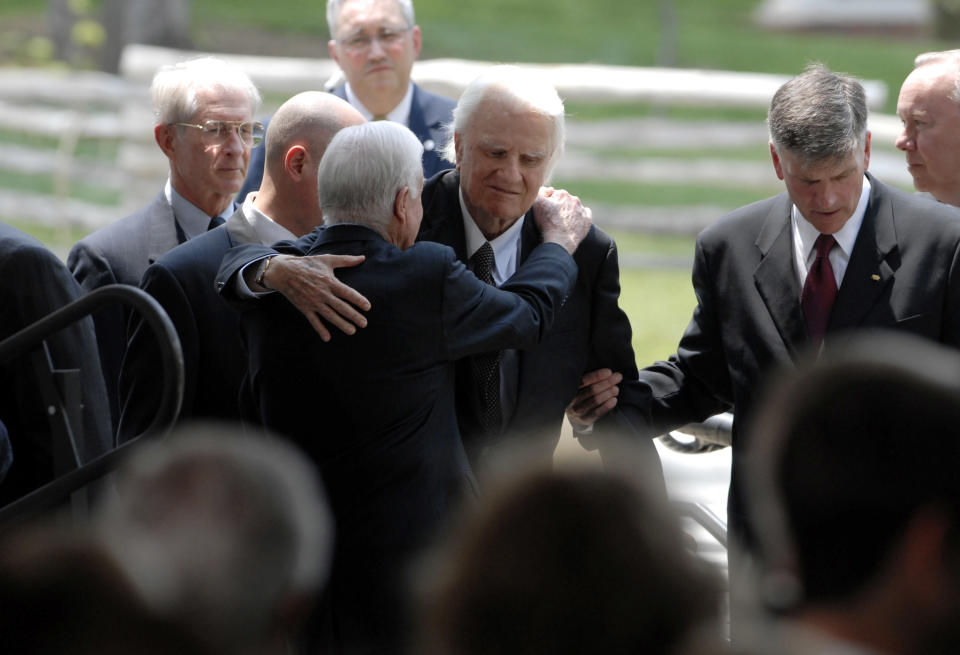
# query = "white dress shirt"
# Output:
<box><xmin>165</xmin><ymin>178</ymin><xmax>235</xmax><ymax>241</ymax></box>
<box><xmin>344</xmin><ymin>82</ymin><xmax>413</xmax><ymax>124</ymax></box>
<box><xmin>791</xmin><ymin>175</ymin><xmax>871</xmax><ymax>294</ymax></box>
<box><xmin>459</xmin><ymin>188</ymin><xmax>525</xmax><ymax>283</ymax></box>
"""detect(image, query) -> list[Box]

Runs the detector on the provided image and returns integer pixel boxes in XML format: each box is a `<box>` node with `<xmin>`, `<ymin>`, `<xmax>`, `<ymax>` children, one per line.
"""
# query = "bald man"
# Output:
<box><xmin>117</xmin><ymin>92</ymin><xmax>368</xmax><ymax>442</ymax></box>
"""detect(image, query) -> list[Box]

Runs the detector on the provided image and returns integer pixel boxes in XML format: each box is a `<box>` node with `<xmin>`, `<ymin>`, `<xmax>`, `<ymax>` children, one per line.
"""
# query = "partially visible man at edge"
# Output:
<box><xmin>238</xmin><ymin>0</ymin><xmax>455</xmax><ymax>197</ymax></box>
<box><xmin>117</xmin><ymin>93</ymin><xmax>367</xmax><ymax>442</ymax></box>
<box><xmin>896</xmin><ymin>49</ymin><xmax>960</xmax><ymax>207</ymax></box>
<box><xmin>218</xmin><ymin>65</ymin><xmax>660</xmax><ymax>485</ymax></box>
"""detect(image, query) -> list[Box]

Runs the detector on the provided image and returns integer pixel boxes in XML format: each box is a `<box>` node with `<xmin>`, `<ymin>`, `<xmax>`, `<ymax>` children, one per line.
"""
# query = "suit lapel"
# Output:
<box><xmin>418</xmin><ymin>171</ymin><xmax>469</xmax><ymax>262</ymax></box>
<box><xmin>828</xmin><ymin>176</ymin><xmax>897</xmax><ymax>333</ymax></box>
<box><xmin>753</xmin><ymin>194</ymin><xmax>808</xmax><ymax>359</ymax></box>
<box><xmin>147</xmin><ymin>190</ymin><xmax>180</xmax><ymax>265</ymax></box>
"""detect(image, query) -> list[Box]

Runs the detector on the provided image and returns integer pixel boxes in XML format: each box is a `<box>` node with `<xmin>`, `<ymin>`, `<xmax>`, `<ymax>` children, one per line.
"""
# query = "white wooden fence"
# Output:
<box><xmin>0</xmin><ymin>44</ymin><xmax>897</xmax><ymax>234</ymax></box>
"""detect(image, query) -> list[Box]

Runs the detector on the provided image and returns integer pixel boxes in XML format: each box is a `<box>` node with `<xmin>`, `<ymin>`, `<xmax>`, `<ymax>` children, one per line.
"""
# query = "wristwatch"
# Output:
<box><xmin>254</xmin><ymin>256</ymin><xmax>274</xmax><ymax>289</ymax></box>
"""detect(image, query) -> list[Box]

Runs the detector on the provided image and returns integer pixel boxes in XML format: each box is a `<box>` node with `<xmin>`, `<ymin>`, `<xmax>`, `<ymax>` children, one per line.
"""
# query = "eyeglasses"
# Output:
<box><xmin>173</xmin><ymin>120</ymin><xmax>264</xmax><ymax>147</ymax></box>
<box><xmin>337</xmin><ymin>26</ymin><xmax>413</xmax><ymax>52</ymax></box>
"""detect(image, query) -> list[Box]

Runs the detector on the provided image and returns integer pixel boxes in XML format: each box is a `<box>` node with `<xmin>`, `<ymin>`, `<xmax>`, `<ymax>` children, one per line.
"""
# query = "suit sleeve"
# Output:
<box><xmin>215</xmin><ymin>233</ymin><xmax>319</xmax><ymax>303</ymax></box>
<box><xmin>441</xmin><ymin>242</ymin><xmax>578</xmax><ymax>359</ymax></box>
<box><xmin>67</xmin><ymin>240</ymin><xmax>125</xmax><ymax>430</ymax></box>
<box><xmin>117</xmin><ymin>261</ymin><xmax>197</xmax><ymax>443</ymax></box>
<box><xmin>617</xmin><ymin>237</ymin><xmax>732</xmax><ymax>439</ymax></box>
<box><xmin>0</xmin><ymin>242</ymin><xmax>111</xmax><ymax>504</ymax></box>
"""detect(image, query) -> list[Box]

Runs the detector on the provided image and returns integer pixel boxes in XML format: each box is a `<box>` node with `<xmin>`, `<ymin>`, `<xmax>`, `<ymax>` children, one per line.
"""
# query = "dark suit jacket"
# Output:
<box><xmin>220</xmin><ymin>170</ymin><xmax>656</xmax><ymax>475</ymax></box>
<box><xmin>0</xmin><ymin>223</ymin><xmax>111</xmax><ymax>506</ymax></box>
<box><xmin>420</xmin><ymin>171</ymin><xmax>653</xmax><ymax>470</ymax></box>
<box><xmin>117</xmin><ymin>209</ymin><xmax>260</xmax><ymax>442</ymax></box>
<box><xmin>67</xmin><ymin>190</ymin><xmax>184</xmax><ymax>431</ymax></box>
<box><xmin>239</xmin><ymin>223</ymin><xmax>577</xmax><ymax>654</ymax></box>
<box><xmin>237</xmin><ymin>82</ymin><xmax>456</xmax><ymax>198</ymax></box>
<box><xmin>617</xmin><ymin>174</ymin><xmax>960</xmax><ymax>542</ymax></box>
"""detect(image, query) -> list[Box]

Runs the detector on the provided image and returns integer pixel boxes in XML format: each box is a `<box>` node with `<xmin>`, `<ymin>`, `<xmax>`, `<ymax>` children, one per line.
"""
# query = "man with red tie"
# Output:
<box><xmin>571</xmin><ymin>64</ymin><xmax>960</xmax><ymax>573</ymax></box>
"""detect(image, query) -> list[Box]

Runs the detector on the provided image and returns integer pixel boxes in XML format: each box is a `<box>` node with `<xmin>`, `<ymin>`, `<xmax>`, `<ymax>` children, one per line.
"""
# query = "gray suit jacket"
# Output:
<box><xmin>67</xmin><ymin>189</ymin><xmax>185</xmax><ymax>429</ymax></box>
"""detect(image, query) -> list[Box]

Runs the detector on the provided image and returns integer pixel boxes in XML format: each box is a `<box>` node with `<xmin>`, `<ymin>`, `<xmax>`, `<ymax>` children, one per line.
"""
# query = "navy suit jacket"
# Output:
<box><xmin>0</xmin><ymin>223</ymin><xmax>111</xmax><ymax>506</ymax></box>
<box><xmin>617</xmin><ymin>174</ymin><xmax>960</xmax><ymax>543</ymax></box>
<box><xmin>219</xmin><ymin>170</ymin><xmax>658</xmax><ymax>477</ymax></box>
<box><xmin>237</xmin><ymin>82</ymin><xmax>456</xmax><ymax>199</ymax></box>
<box><xmin>117</xmin><ymin>209</ymin><xmax>261</xmax><ymax>442</ymax></box>
<box><xmin>67</xmin><ymin>190</ymin><xmax>185</xmax><ymax>431</ymax></box>
<box><xmin>237</xmin><ymin>223</ymin><xmax>577</xmax><ymax>653</ymax></box>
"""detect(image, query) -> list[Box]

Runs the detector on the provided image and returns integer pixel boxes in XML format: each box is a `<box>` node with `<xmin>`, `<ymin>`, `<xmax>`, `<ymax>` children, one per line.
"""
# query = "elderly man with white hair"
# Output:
<box><xmin>69</xmin><ymin>56</ymin><xmax>263</xmax><ymax>432</ymax></box>
<box><xmin>219</xmin><ymin>65</ymin><xmax>655</xmax><ymax>483</ymax></box>
<box><xmin>896</xmin><ymin>49</ymin><xmax>960</xmax><ymax>207</ymax></box>
<box><xmin>237</xmin><ymin>118</ymin><xmax>591</xmax><ymax>654</ymax></box>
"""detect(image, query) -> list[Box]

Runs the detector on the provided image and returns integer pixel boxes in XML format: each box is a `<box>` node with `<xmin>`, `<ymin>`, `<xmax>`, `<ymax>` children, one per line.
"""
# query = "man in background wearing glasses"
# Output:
<box><xmin>116</xmin><ymin>92</ymin><xmax>367</xmax><ymax>442</ymax></box>
<box><xmin>68</xmin><ymin>56</ymin><xmax>262</xmax><ymax>433</ymax></box>
<box><xmin>238</xmin><ymin>0</ymin><xmax>455</xmax><ymax>198</ymax></box>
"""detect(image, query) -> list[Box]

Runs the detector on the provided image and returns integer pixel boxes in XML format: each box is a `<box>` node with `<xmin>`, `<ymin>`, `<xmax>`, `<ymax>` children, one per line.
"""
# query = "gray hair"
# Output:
<box><xmin>767</xmin><ymin>64</ymin><xmax>868</xmax><ymax>163</ymax></box>
<box><xmin>96</xmin><ymin>424</ymin><xmax>332</xmax><ymax>654</ymax></box>
<box><xmin>318</xmin><ymin>121</ymin><xmax>424</xmax><ymax>236</ymax></box>
<box><xmin>913</xmin><ymin>49</ymin><xmax>960</xmax><ymax>103</ymax></box>
<box><xmin>326</xmin><ymin>0</ymin><xmax>415</xmax><ymax>37</ymax></box>
<box><xmin>441</xmin><ymin>65</ymin><xmax>566</xmax><ymax>178</ymax></box>
<box><xmin>151</xmin><ymin>56</ymin><xmax>261</xmax><ymax>125</ymax></box>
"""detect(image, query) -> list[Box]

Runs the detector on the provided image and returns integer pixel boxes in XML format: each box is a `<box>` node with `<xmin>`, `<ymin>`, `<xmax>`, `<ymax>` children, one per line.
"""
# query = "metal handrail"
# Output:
<box><xmin>0</xmin><ymin>284</ymin><xmax>183</xmax><ymax>529</ymax></box>
<box><xmin>659</xmin><ymin>412</ymin><xmax>733</xmax><ymax>454</ymax></box>
<box><xmin>674</xmin><ymin>500</ymin><xmax>728</xmax><ymax>549</ymax></box>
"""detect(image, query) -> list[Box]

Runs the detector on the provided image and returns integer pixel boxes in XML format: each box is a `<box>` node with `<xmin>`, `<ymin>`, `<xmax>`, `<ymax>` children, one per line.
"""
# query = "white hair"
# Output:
<box><xmin>96</xmin><ymin>425</ymin><xmax>332</xmax><ymax>654</ymax></box>
<box><xmin>326</xmin><ymin>0</ymin><xmax>415</xmax><ymax>37</ymax></box>
<box><xmin>151</xmin><ymin>56</ymin><xmax>261</xmax><ymax>124</ymax></box>
<box><xmin>913</xmin><ymin>49</ymin><xmax>960</xmax><ymax>104</ymax></box>
<box><xmin>441</xmin><ymin>65</ymin><xmax>566</xmax><ymax>177</ymax></box>
<box><xmin>318</xmin><ymin>121</ymin><xmax>424</xmax><ymax>236</ymax></box>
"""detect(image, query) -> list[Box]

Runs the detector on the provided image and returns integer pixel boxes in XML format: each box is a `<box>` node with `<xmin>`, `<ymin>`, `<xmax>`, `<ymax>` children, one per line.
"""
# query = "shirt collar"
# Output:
<box><xmin>344</xmin><ymin>82</ymin><xmax>413</xmax><ymax>123</ymax></box>
<box><xmin>165</xmin><ymin>178</ymin><xmax>235</xmax><ymax>240</ymax></box>
<box><xmin>458</xmin><ymin>187</ymin><xmax>525</xmax><ymax>283</ymax></box>
<box><xmin>793</xmin><ymin>174</ymin><xmax>871</xmax><ymax>262</ymax></box>
<box><xmin>243</xmin><ymin>193</ymin><xmax>297</xmax><ymax>245</ymax></box>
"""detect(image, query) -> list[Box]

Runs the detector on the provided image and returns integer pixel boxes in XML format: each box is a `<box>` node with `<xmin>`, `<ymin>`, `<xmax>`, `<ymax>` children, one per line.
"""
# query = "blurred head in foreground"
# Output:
<box><xmin>96</xmin><ymin>423</ymin><xmax>332</xmax><ymax>655</ymax></box>
<box><xmin>417</xmin><ymin>459</ymin><xmax>722</xmax><ymax>655</ymax></box>
<box><xmin>0</xmin><ymin>524</ymin><xmax>209</xmax><ymax>655</ymax></box>
<box><xmin>747</xmin><ymin>331</ymin><xmax>960</xmax><ymax>655</ymax></box>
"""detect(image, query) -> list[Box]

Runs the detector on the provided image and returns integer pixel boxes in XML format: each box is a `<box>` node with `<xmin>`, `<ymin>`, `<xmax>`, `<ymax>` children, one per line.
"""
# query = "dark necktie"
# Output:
<box><xmin>469</xmin><ymin>242</ymin><xmax>502</xmax><ymax>434</ymax></box>
<box><xmin>801</xmin><ymin>233</ymin><xmax>838</xmax><ymax>346</ymax></box>
<box><xmin>208</xmin><ymin>215</ymin><xmax>226</xmax><ymax>231</ymax></box>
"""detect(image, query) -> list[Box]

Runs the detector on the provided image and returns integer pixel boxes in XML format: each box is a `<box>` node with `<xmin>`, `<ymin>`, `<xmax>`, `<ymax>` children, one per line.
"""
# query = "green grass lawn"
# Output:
<box><xmin>620</xmin><ymin>268</ymin><xmax>696</xmax><ymax>364</ymax></box>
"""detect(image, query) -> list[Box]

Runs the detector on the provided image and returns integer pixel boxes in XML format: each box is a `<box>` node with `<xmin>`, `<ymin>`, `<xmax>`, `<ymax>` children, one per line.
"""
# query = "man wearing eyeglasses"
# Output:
<box><xmin>68</xmin><ymin>57</ymin><xmax>262</xmax><ymax>432</ymax></box>
<box><xmin>116</xmin><ymin>92</ymin><xmax>367</xmax><ymax>442</ymax></box>
<box><xmin>237</xmin><ymin>0</ymin><xmax>455</xmax><ymax>199</ymax></box>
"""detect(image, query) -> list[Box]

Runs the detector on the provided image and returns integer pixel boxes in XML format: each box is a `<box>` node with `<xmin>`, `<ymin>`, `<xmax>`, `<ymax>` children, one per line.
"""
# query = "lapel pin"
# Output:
<box><xmin>871</xmin><ymin>274</ymin><xmax>881</xmax><ymax>281</ymax></box>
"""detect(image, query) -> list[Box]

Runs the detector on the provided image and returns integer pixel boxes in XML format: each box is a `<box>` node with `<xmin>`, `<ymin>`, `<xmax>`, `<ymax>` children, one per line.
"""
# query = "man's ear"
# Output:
<box><xmin>285</xmin><ymin>145</ymin><xmax>308</xmax><ymax>181</ymax></box>
<box><xmin>155</xmin><ymin>123</ymin><xmax>177</xmax><ymax>159</ymax></box>
<box><xmin>770</xmin><ymin>142</ymin><xmax>785</xmax><ymax>181</ymax></box>
<box><xmin>394</xmin><ymin>186</ymin><xmax>411</xmax><ymax>221</ymax></box>
<box><xmin>454</xmin><ymin>133</ymin><xmax>463</xmax><ymax>171</ymax></box>
<box><xmin>411</xmin><ymin>25</ymin><xmax>423</xmax><ymax>58</ymax></box>
<box><xmin>328</xmin><ymin>39</ymin><xmax>341</xmax><ymax>67</ymax></box>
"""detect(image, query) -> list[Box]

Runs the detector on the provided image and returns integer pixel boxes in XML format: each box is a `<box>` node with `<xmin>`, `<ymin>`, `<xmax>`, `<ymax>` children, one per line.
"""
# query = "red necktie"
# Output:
<box><xmin>801</xmin><ymin>233</ymin><xmax>838</xmax><ymax>345</ymax></box>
